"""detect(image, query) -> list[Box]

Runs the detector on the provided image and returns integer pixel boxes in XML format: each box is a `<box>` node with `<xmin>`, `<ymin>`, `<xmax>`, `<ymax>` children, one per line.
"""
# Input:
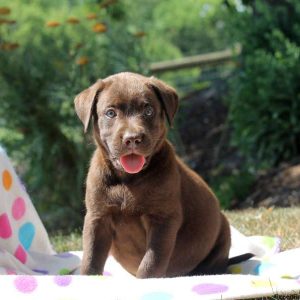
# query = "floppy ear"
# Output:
<box><xmin>74</xmin><ymin>79</ymin><xmax>104</xmax><ymax>132</ymax></box>
<box><xmin>147</xmin><ymin>77</ymin><xmax>179</xmax><ymax>127</ymax></box>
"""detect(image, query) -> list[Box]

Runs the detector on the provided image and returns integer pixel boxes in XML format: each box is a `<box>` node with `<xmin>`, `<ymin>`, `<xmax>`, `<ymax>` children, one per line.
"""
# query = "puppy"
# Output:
<box><xmin>75</xmin><ymin>72</ymin><xmax>231</xmax><ymax>278</ymax></box>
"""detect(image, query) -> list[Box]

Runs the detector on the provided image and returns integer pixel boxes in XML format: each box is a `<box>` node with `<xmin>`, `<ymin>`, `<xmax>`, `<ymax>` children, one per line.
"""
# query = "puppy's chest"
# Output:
<box><xmin>105</xmin><ymin>184</ymin><xmax>142</xmax><ymax>214</ymax></box>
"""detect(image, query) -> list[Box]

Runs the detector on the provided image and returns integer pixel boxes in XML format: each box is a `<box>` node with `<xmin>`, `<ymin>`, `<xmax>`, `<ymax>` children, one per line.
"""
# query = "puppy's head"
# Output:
<box><xmin>74</xmin><ymin>72</ymin><xmax>178</xmax><ymax>174</ymax></box>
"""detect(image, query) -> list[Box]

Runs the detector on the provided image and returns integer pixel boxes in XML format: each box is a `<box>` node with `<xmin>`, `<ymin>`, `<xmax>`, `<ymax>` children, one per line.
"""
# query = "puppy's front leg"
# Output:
<box><xmin>81</xmin><ymin>213</ymin><xmax>112</xmax><ymax>275</ymax></box>
<box><xmin>136</xmin><ymin>216</ymin><xmax>180</xmax><ymax>278</ymax></box>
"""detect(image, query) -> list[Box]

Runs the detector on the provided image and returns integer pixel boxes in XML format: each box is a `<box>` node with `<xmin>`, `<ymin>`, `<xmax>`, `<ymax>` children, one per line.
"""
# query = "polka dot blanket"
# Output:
<box><xmin>0</xmin><ymin>145</ymin><xmax>299</xmax><ymax>299</ymax></box>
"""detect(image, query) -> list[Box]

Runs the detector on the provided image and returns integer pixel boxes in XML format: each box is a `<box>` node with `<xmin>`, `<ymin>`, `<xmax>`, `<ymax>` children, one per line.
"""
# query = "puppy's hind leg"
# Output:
<box><xmin>188</xmin><ymin>214</ymin><xmax>231</xmax><ymax>275</ymax></box>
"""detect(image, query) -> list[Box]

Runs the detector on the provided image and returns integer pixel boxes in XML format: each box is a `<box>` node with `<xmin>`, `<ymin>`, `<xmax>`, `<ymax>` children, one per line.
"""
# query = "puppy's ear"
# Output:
<box><xmin>147</xmin><ymin>77</ymin><xmax>179</xmax><ymax>127</ymax></box>
<box><xmin>74</xmin><ymin>80</ymin><xmax>104</xmax><ymax>132</ymax></box>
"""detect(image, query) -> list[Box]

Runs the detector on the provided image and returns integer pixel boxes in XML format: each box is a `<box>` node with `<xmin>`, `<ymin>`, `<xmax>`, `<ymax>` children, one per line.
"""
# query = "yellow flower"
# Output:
<box><xmin>92</xmin><ymin>23</ymin><xmax>107</xmax><ymax>33</ymax></box>
<box><xmin>86</xmin><ymin>13</ymin><xmax>97</xmax><ymax>20</ymax></box>
<box><xmin>66</xmin><ymin>17</ymin><xmax>80</xmax><ymax>24</ymax></box>
<box><xmin>0</xmin><ymin>7</ymin><xmax>11</xmax><ymax>15</ymax></box>
<box><xmin>0</xmin><ymin>42</ymin><xmax>19</xmax><ymax>51</ymax></box>
<box><xmin>133</xmin><ymin>31</ymin><xmax>146</xmax><ymax>38</ymax></box>
<box><xmin>76</xmin><ymin>56</ymin><xmax>89</xmax><ymax>66</ymax></box>
<box><xmin>46</xmin><ymin>21</ymin><xmax>61</xmax><ymax>28</ymax></box>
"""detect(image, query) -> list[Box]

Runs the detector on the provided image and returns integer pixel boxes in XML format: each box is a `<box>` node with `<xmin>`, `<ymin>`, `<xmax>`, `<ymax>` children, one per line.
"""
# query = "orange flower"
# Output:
<box><xmin>76</xmin><ymin>56</ymin><xmax>89</xmax><ymax>65</ymax></box>
<box><xmin>46</xmin><ymin>21</ymin><xmax>61</xmax><ymax>28</ymax></box>
<box><xmin>100</xmin><ymin>0</ymin><xmax>117</xmax><ymax>8</ymax></box>
<box><xmin>0</xmin><ymin>7</ymin><xmax>11</xmax><ymax>15</ymax></box>
<box><xmin>0</xmin><ymin>18</ymin><xmax>15</xmax><ymax>25</ymax></box>
<box><xmin>92</xmin><ymin>23</ymin><xmax>107</xmax><ymax>33</ymax></box>
<box><xmin>9</xmin><ymin>42</ymin><xmax>19</xmax><ymax>50</ymax></box>
<box><xmin>6</xmin><ymin>19</ymin><xmax>16</xmax><ymax>25</ymax></box>
<box><xmin>0</xmin><ymin>18</ymin><xmax>8</xmax><ymax>25</ymax></box>
<box><xmin>86</xmin><ymin>13</ymin><xmax>97</xmax><ymax>20</ymax></box>
<box><xmin>75</xmin><ymin>43</ymin><xmax>84</xmax><ymax>49</ymax></box>
<box><xmin>0</xmin><ymin>42</ymin><xmax>19</xmax><ymax>51</ymax></box>
<box><xmin>66</xmin><ymin>17</ymin><xmax>80</xmax><ymax>24</ymax></box>
<box><xmin>133</xmin><ymin>31</ymin><xmax>146</xmax><ymax>38</ymax></box>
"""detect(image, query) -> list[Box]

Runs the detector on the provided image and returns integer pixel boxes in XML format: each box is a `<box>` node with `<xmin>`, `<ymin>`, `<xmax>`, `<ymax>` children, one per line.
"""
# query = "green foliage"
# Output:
<box><xmin>227</xmin><ymin>0</ymin><xmax>300</xmax><ymax>167</ymax></box>
<box><xmin>150</xmin><ymin>0</ymin><xmax>232</xmax><ymax>57</ymax></box>
<box><xmin>212</xmin><ymin>170</ymin><xmax>255</xmax><ymax>209</ymax></box>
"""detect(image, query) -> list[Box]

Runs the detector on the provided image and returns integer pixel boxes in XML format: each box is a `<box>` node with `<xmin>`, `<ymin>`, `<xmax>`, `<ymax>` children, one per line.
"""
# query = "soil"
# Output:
<box><xmin>238</xmin><ymin>161</ymin><xmax>300</xmax><ymax>208</ymax></box>
<box><xmin>177</xmin><ymin>80</ymin><xmax>243</xmax><ymax>181</ymax></box>
<box><xmin>177</xmin><ymin>82</ymin><xmax>300</xmax><ymax>208</ymax></box>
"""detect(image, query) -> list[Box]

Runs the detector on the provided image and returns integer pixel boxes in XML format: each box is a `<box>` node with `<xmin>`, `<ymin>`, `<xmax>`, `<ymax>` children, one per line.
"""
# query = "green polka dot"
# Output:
<box><xmin>59</xmin><ymin>268</ymin><xmax>71</xmax><ymax>275</ymax></box>
<box><xmin>262</xmin><ymin>237</ymin><xmax>275</xmax><ymax>249</ymax></box>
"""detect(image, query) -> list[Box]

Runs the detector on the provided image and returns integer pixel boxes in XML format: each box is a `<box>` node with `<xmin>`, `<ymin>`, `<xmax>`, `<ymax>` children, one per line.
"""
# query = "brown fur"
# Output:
<box><xmin>74</xmin><ymin>72</ymin><xmax>231</xmax><ymax>278</ymax></box>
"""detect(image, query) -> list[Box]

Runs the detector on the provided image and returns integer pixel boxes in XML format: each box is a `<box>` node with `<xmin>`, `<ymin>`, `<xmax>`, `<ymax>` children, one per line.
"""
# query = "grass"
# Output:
<box><xmin>225</xmin><ymin>208</ymin><xmax>300</xmax><ymax>300</ymax></box>
<box><xmin>50</xmin><ymin>207</ymin><xmax>300</xmax><ymax>252</ymax></box>
<box><xmin>50</xmin><ymin>231</ymin><xmax>82</xmax><ymax>253</ymax></box>
<box><xmin>225</xmin><ymin>207</ymin><xmax>300</xmax><ymax>251</ymax></box>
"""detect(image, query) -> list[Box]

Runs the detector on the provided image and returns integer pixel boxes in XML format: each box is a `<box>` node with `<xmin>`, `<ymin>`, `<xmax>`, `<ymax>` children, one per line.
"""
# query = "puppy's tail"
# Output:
<box><xmin>227</xmin><ymin>253</ymin><xmax>254</xmax><ymax>266</ymax></box>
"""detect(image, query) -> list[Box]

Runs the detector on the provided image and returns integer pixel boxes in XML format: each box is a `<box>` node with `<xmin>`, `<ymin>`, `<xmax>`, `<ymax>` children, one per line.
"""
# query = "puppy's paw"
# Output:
<box><xmin>80</xmin><ymin>265</ymin><xmax>102</xmax><ymax>276</ymax></box>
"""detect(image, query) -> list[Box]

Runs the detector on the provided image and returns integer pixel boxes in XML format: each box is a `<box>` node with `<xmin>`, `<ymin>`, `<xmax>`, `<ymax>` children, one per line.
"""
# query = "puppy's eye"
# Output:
<box><xmin>144</xmin><ymin>105</ymin><xmax>154</xmax><ymax>117</ymax></box>
<box><xmin>105</xmin><ymin>109</ymin><xmax>117</xmax><ymax>119</ymax></box>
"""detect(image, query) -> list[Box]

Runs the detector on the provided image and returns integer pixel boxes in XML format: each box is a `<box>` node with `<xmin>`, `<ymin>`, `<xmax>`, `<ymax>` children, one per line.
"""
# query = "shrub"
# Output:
<box><xmin>227</xmin><ymin>0</ymin><xmax>300</xmax><ymax>167</ymax></box>
<box><xmin>212</xmin><ymin>170</ymin><xmax>255</xmax><ymax>209</ymax></box>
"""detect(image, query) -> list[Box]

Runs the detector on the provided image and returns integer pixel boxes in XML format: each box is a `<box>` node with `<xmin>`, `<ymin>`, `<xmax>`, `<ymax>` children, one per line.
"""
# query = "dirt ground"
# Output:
<box><xmin>177</xmin><ymin>84</ymin><xmax>300</xmax><ymax>208</ymax></box>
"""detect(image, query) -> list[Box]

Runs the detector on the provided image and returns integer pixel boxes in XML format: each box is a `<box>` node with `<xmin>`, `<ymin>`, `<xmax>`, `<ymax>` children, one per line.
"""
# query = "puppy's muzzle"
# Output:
<box><xmin>122</xmin><ymin>132</ymin><xmax>145</xmax><ymax>150</ymax></box>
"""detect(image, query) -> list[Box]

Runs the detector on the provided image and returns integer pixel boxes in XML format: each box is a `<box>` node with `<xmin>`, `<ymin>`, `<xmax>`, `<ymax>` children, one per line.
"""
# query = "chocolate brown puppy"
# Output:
<box><xmin>75</xmin><ymin>72</ymin><xmax>231</xmax><ymax>278</ymax></box>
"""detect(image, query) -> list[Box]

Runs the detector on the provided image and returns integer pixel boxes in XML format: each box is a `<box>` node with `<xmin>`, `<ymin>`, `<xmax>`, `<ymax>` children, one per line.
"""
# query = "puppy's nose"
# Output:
<box><xmin>123</xmin><ymin>133</ymin><xmax>143</xmax><ymax>148</ymax></box>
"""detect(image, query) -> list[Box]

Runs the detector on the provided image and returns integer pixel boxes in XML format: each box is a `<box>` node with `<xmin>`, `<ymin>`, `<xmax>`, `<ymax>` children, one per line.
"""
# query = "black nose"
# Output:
<box><xmin>123</xmin><ymin>133</ymin><xmax>143</xmax><ymax>147</ymax></box>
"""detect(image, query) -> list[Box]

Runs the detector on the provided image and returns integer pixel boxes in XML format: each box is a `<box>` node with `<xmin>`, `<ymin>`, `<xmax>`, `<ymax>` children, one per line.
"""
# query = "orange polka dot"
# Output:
<box><xmin>2</xmin><ymin>170</ymin><xmax>12</xmax><ymax>190</ymax></box>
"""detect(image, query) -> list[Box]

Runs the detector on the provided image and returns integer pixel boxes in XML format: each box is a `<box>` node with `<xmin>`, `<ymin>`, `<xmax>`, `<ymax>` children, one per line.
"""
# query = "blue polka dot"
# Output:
<box><xmin>254</xmin><ymin>262</ymin><xmax>273</xmax><ymax>275</ymax></box>
<box><xmin>140</xmin><ymin>292</ymin><xmax>173</xmax><ymax>300</ymax></box>
<box><xmin>18</xmin><ymin>222</ymin><xmax>35</xmax><ymax>250</ymax></box>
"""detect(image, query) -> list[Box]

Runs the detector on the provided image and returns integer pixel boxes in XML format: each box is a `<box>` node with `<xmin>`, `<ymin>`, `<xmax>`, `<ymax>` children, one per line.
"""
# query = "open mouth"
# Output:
<box><xmin>120</xmin><ymin>154</ymin><xmax>146</xmax><ymax>174</ymax></box>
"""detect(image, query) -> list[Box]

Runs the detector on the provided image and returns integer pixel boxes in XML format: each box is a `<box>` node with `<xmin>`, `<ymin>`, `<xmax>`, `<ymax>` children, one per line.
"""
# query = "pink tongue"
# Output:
<box><xmin>120</xmin><ymin>154</ymin><xmax>145</xmax><ymax>174</ymax></box>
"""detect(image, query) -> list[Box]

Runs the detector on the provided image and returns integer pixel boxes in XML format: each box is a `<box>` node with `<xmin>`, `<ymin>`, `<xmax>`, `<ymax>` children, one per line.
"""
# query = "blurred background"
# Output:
<box><xmin>0</xmin><ymin>0</ymin><xmax>299</xmax><ymax>233</ymax></box>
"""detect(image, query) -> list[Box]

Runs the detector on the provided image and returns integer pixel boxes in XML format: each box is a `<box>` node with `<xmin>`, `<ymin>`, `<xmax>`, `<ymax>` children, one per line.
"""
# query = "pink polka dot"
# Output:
<box><xmin>192</xmin><ymin>283</ymin><xmax>229</xmax><ymax>295</ymax></box>
<box><xmin>5</xmin><ymin>268</ymin><xmax>17</xmax><ymax>275</ymax></box>
<box><xmin>103</xmin><ymin>271</ymin><xmax>112</xmax><ymax>276</ymax></box>
<box><xmin>14</xmin><ymin>276</ymin><xmax>37</xmax><ymax>293</ymax></box>
<box><xmin>54</xmin><ymin>276</ymin><xmax>72</xmax><ymax>287</ymax></box>
<box><xmin>0</xmin><ymin>213</ymin><xmax>12</xmax><ymax>239</ymax></box>
<box><xmin>12</xmin><ymin>197</ymin><xmax>26</xmax><ymax>220</ymax></box>
<box><xmin>14</xmin><ymin>245</ymin><xmax>27</xmax><ymax>264</ymax></box>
